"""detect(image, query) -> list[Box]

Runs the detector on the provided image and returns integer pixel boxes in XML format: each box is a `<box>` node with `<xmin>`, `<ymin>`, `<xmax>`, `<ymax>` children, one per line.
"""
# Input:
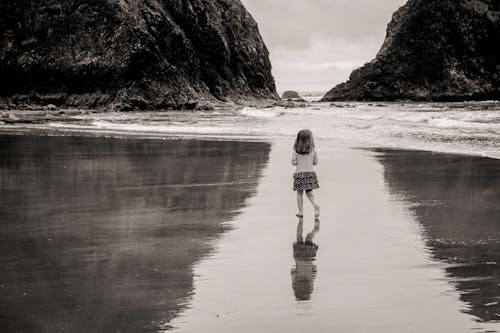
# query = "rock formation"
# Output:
<box><xmin>0</xmin><ymin>0</ymin><xmax>278</xmax><ymax>110</ymax></box>
<box><xmin>322</xmin><ymin>0</ymin><xmax>500</xmax><ymax>102</ymax></box>
<box><xmin>282</xmin><ymin>90</ymin><xmax>301</xmax><ymax>100</ymax></box>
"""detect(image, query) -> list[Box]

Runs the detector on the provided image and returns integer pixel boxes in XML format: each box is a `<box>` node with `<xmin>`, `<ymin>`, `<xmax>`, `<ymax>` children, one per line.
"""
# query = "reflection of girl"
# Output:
<box><xmin>292</xmin><ymin>129</ymin><xmax>320</xmax><ymax>218</ymax></box>
<box><xmin>291</xmin><ymin>217</ymin><xmax>319</xmax><ymax>301</ymax></box>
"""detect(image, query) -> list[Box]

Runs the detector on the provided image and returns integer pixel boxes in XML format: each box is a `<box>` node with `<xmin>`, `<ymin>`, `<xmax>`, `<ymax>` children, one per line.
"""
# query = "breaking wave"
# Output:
<box><xmin>7</xmin><ymin>101</ymin><xmax>500</xmax><ymax>159</ymax></box>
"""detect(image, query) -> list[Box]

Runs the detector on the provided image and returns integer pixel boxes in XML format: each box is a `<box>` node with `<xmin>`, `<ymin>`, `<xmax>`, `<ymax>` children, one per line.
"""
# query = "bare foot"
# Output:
<box><xmin>314</xmin><ymin>206</ymin><xmax>320</xmax><ymax>217</ymax></box>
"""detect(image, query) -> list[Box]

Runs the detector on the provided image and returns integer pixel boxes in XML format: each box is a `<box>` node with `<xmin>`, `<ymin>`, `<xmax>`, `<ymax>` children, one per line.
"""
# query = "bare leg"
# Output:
<box><xmin>296</xmin><ymin>190</ymin><xmax>304</xmax><ymax>216</ymax></box>
<box><xmin>305</xmin><ymin>219</ymin><xmax>320</xmax><ymax>243</ymax></box>
<box><xmin>305</xmin><ymin>190</ymin><xmax>320</xmax><ymax>216</ymax></box>
<box><xmin>296</xmin><ymin>217</ymin><xmax>304</xmax><ymax>242</ymax></box>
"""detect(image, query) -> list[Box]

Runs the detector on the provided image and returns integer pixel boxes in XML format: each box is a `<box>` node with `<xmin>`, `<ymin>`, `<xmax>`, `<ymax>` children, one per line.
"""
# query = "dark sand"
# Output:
<box><xmin>0</xmin><ymin>134</ymin><xmax>499</xmax><ymax>332</ymax></box>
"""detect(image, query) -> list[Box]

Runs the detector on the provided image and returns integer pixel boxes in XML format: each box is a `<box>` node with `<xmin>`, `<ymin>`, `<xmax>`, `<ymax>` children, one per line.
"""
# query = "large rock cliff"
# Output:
<box><xmin>322</xmin><ymin>0</ymin><xmax>500</xmax><ymax>102</ymax></box>
<box><xmin>0</xmin><ymin>0</ymin><xmax>278</xmax><ymax>110</ymax></box>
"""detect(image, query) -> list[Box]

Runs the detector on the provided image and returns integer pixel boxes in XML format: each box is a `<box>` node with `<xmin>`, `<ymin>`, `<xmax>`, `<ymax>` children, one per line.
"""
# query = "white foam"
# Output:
<box><xmin>239</xmin><ymin>107</ymin><xmax>281</xmax><ymax>118</ymax></box>
<box><xmin>91</xmin><ymin>120</ymin><xmax>242</xmax><ymax>135</ymax></box>
<box><xmin>340</xmin><ymin>114</ymin><xmax>383</xmax><ymax>121</ymax></box>
<box><xmin>427</xmin><ymin>117</ymin><xmax>498</xmax><ymax>130</ymax></box>
<box><xmin>37</xmin><ymin>102</ymin><xmax>500</xmax><ymax>160</ymax></box>
<box><xmin>387</xmin><ymin>113</ymin><xmax>433</xmax><ymax>123</ymax></box>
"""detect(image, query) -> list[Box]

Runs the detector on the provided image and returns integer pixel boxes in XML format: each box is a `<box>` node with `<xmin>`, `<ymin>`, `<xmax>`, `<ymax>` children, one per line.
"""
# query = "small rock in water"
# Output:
<box><xmin>274</xmin><ymin>100</ymin><xmax>307</xmax><ymax>108</ymax></box>
<box><xmin>282</xmin><ymin>91</ymin><xmax>302</xmax><ymax>99</ymax></box>
<box><xmin>330</xmin><ymin>103</ymin><xmax>355</xmax><ymax>108</ymax></box>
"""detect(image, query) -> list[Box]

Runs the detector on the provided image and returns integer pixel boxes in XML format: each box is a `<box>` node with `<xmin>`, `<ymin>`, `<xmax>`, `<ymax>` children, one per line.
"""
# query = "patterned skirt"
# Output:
<box><xmin>293</xmin><ymin>172</ymin><xmax>319</xmax><ymax>191</ymax></box>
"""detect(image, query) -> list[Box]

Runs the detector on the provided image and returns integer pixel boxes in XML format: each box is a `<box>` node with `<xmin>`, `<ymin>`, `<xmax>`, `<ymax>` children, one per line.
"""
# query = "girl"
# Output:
<box><xmin>292</xmin><ymin>129</ymin><xmax>320</xmax><ymax>218</ymax></box>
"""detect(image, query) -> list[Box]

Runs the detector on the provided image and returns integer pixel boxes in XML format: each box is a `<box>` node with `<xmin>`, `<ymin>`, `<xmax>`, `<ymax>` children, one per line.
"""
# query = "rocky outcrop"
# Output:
<box><xmin>282</xmin><ymin>90</ymin><xmax>301</xmax><ymax>99</ymax></box>
<box><xmin>0</xmin><ymin>0</ymin><xmax>278</xmax><ymax>110</ymax></box>
<box><xmin>322</xmin><ymin>0</ymin><xmax>500</xmax><ymax>102</ymax></box>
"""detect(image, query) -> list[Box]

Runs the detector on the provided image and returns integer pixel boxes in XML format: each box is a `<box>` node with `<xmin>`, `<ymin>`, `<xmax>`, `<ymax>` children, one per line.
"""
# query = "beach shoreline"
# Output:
<box><xmin>1</xmin><ymin>100</ymin><xmax>500</xmax><ymax>160</ymax></box>
<box><xmin>0</xmin><ymin>133</ymin><xmax>499</xmax><ymax>332</ymax></box>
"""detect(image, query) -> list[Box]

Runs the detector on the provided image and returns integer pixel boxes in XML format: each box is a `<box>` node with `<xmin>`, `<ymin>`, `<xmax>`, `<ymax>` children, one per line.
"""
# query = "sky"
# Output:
<box><xmin>241</xmin><ymin>0</ymin><xmax>407</xmax><ymax>94</ymax></box>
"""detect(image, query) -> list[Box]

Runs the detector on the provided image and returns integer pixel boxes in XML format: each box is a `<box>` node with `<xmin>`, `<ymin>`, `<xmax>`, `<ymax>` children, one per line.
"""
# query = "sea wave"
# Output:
<box><xmin>7</xmin><ymin>101</ymin><xmax>500</xmax><ymax>159</ymax></box>
<box><xmin>91</xmin><ymin>120</ymin><xmax>248</xmax><ymax>135</ymax></box>
<box><xmin>427</xmin><ymin>117</ymin><xmax>500</xmax><ymax>131</ymax></box>
<box><xmin>46</xmin><ymin>120</ymin><xmax>266</xmax><ymax>138</ymax></box>
<box><xmin>340</xmin><ymin>114</ymin><xmax>383</xmax><ymax>121</ymax></box>
<box><xmin>239</xmin><ymin>107</ymin><xmax>282</xmax><ymax>118</ymax></box>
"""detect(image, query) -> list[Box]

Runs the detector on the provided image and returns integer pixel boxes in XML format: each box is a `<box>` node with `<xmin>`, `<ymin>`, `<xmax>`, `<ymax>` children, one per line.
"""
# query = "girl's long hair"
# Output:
<box><xmin>294</xmin><ymin>129</ymin><xmax>315</xmax><ymax>154</ymax></box>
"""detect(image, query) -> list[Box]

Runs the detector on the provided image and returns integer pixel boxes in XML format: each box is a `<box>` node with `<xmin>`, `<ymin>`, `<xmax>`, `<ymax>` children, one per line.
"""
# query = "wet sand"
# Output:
<box><xmin>1</xmin><ymin>134</ymin><xmax>499</xmax><ymax>332</ymax></box>
<box><xmin>377</xmin><ymin>150</ymin><xmax>500</xmax><ymax>323</ymax></box>
<box><xmin>0</xmin><ymin>135</ymin><xmax>270</xmax><ymax>332</ymax></box>
<box><xmin>168</xmin><ymin>141</ymin><xmax>500</xmax><ymax>332</ymax></box>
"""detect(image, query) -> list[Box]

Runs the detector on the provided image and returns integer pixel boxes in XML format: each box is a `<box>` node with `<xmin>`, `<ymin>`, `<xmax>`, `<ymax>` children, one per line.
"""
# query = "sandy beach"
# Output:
<box><xmin>0</xmin><ymin>134</ymin><xmax>499</xmax><ymax>332</ymax></box>
<box><xmin>2</xmin><ymin>0</ymin><xmax>499</xmax><ymax>330</ymax></box>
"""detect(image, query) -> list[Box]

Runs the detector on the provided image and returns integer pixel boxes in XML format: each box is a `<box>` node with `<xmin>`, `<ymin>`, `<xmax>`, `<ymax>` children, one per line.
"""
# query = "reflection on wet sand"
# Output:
<box><xmin>377</xmin><ymin>149</ymin><xmax>500</xmax><ymax>323</ymax></box>
<box><xmin>291</xmin><ymin>217</ymin><xmax>320</xmax><ymax>301</ymax></box>
<box><xmin>0</xmin><ymin>135</ymin><xmax>270</xmax><ymax>332</ymax></box>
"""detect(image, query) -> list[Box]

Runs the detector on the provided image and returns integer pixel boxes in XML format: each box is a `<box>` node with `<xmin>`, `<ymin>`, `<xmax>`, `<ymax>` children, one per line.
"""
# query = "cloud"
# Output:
<box><xmin>241</xmin><ymin>0</ymin><xmax>407</xmax><ymax>92</ymax></box>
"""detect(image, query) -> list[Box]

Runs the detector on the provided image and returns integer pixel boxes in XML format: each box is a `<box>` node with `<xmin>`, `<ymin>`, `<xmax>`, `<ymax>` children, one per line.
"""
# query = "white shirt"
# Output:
<box><xmin>291</xmin><ymin>149</ymin><xmax>318</xmax><ymax>173</ymax></box>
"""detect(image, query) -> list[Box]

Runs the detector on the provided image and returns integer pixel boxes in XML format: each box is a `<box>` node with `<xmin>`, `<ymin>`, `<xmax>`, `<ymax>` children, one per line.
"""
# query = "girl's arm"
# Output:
<box><xmin>291</xmin><ymin>150</ymin><xmax>298</xmax><ymax>165</ymax></box>
<box><xmin>313</xmin><ymin>150</ymin><xmax>318</xmax><ymax>165</ymax></box>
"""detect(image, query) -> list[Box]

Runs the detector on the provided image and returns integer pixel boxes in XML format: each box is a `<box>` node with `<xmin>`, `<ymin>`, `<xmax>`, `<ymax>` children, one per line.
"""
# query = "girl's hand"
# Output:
<box><xmin>292</xmin><ymin>150</ymin><xmax>298</xmax><ymax>165</ymax></box>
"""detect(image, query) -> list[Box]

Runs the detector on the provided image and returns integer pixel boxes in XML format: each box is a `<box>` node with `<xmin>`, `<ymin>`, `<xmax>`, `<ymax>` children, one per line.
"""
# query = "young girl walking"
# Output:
<box><xmin>292</xmin><ymin>129</ymin><xmax>320</xmax><ymax>218</ymax></box>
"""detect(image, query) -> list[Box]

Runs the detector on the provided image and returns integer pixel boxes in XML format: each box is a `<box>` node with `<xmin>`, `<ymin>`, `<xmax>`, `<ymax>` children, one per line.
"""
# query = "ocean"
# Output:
<box><xmin>3</xmin><ymin>99</ymin><xmax>500</xmax><ymax>159</ymax></box>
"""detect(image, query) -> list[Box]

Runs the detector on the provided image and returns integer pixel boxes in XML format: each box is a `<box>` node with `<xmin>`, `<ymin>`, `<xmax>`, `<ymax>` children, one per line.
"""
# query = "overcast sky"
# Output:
<box><xmin>241</xmin><ymin>0</ymin><xmax>407</xmax><ymax>93</ymax></box>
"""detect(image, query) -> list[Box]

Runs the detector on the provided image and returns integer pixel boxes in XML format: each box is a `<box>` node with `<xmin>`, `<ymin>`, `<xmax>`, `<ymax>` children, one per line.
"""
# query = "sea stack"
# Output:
<box><xmin>0</xmin><ymin>0</ymin><xmax>278</xmax><ymax>110</ymax></box>
<box><xmin>322</xmin><ymin>0</ymin><xmax>500</xmax><ymax>102</ymax></box>
<box><xmin>282</xmin><ymin>91</ymin><xmax>302</xmax><ymax>100</ymax></box>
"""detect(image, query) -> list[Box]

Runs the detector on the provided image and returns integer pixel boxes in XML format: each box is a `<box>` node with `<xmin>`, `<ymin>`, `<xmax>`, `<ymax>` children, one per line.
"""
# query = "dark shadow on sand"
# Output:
<box><xmin>376</xmin><ymin>149</ymin><xmax>500</xmax><ymax>323</ymax></box>
<box><xmin>0</xmin><ymin>135</ymin><xmax>270</xmax><ymax>332</ymax></box>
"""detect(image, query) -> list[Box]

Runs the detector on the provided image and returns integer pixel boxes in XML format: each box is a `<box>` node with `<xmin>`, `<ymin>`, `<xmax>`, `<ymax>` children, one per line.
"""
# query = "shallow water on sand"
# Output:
<box><xmin>166</xmin><ymin>141</ymin><xmax>500</xmax><ymax>333</ymax></box>
<box><xmin>1</xmin><ymin>135</ymin><xmax>499</xmax><ymax>332</ymax></box>
<box><xmin>0</xmin><ymin>135</ymin><xmax>270</xmax><ymax>332</ymax></box>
